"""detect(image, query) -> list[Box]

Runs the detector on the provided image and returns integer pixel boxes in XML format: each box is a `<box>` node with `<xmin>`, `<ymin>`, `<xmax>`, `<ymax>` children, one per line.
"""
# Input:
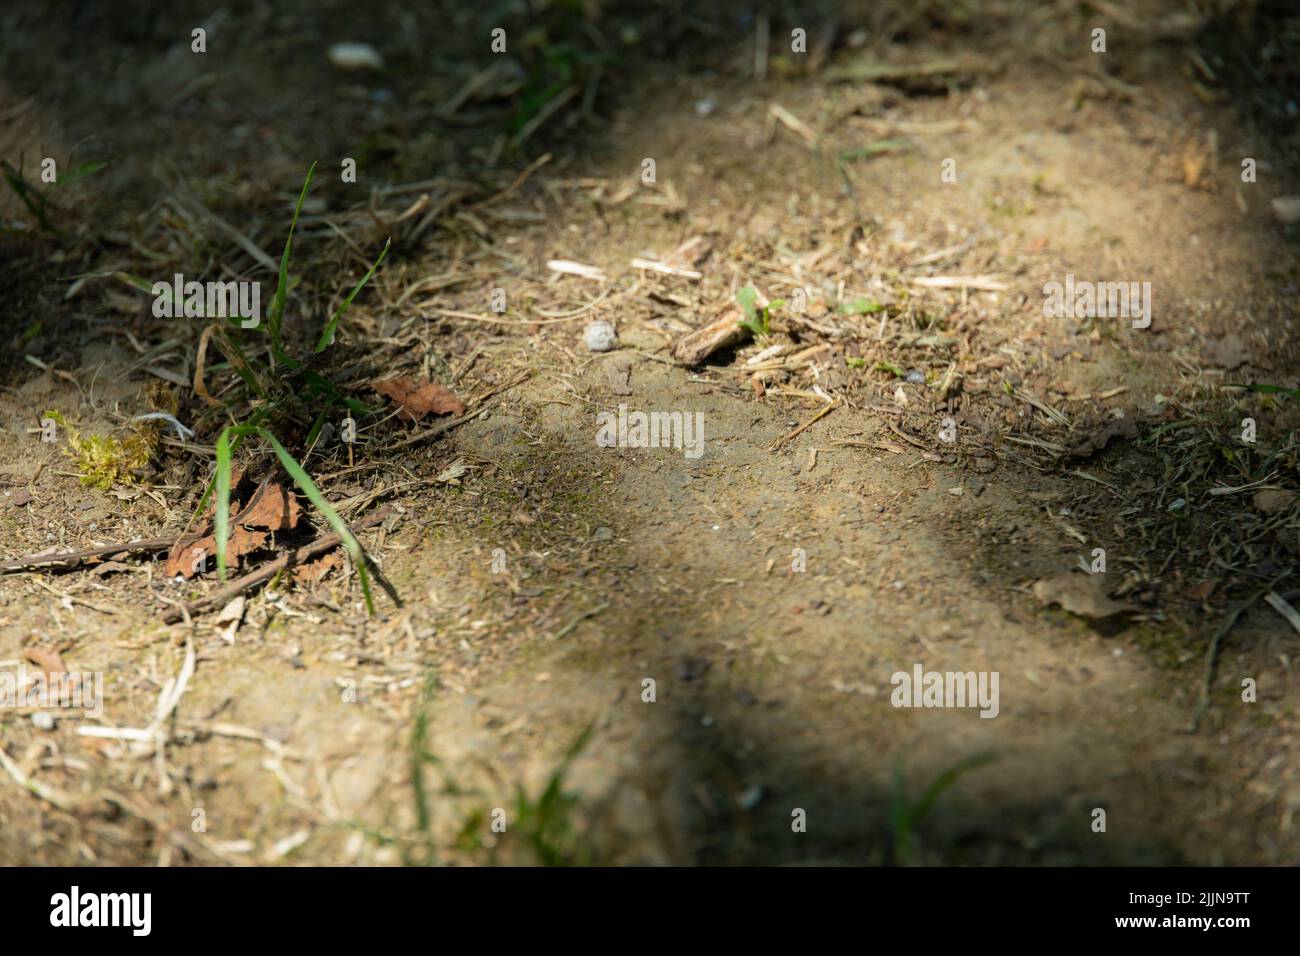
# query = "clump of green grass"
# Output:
<box><xmin>2</xmin><ymin>158</ymin><xmax>107</xmax><ymax>235</ymax></box>
<box><xmin>509</xmin><ymin>722</ymin><xmax>594</xmax><ymax>866</ymax></box>
<box><xmin>888</xmin><ymin>752</ymin><xmax>997</xmax><ymax>865</ymax></box>
<box><xmin>114</xmin><ymin>163</ymin><xmax>390</xmax><ymax>611</ymax></box>
<box><xmin>737</xmin><ymin>285</ymin><xmax>783</xmax><ymax>338</ymax></box>
<box><xmin>405</xmin><ymin>672</ymin><xmax>595</xmax><ymax>865</ymax></box>
<box><xmin>207</xmin><ymin>164</ymin><xmax>388</xmax><ymax>609</ymax></box>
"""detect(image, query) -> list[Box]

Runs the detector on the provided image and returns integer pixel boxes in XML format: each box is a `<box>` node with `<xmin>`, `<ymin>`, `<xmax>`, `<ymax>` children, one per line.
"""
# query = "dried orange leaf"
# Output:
<box><xmin>1032</xmin><ymin>572</ymin><xmax>1134</xmax><ymax>619</ymax></box>
<box><xmin>293</xmin><ymin>551</ymin><xmax>344</xmax><ymax>584</ymax></box>
<box><xmin>165</xmin><ymin>527</ymin><xmax>269</xmax><ymax>578</ymax></box>
<box><xmin>22</xmin><ymin>646</ymin><xmax>67</xmax><ymax>678</ymax></box>
<box><xmin>240</xmin><ymin>483</ymin><xmax>301</xmax><ymax>531</ymax></box>
<box><xmin>372</xmin><ymin>377</ymin><xmax>465</xmax><ymax>421</ymax></box>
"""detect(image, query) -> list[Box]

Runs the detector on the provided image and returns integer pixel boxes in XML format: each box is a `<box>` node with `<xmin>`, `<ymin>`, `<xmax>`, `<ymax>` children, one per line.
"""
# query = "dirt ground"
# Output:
<box><xmin>2</xmin><ymin>1</ymin><xmax>1299</xmax><ymax>865</ymax></box>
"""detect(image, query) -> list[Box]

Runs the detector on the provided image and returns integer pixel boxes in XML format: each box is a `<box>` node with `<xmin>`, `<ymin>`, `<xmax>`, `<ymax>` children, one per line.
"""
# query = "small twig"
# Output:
<box><xmin>552</xmin><ymin>602</ymin><xmax>610</xmax><ymax>641</ymax></box>
<box><xmin>1</xmin><ymin>537</ymin><xmax>176</xmax><ymax>573</ymax></box>
<box><xmin>0</xmin><ymin>743</ymin><xmax>85</xmax><ymax>812</ymax></box>
<box><xmin>768</xmin><ymin>399</ymin><xmax>840</xmax><ymax>451</ymax></box>
<box><xmin>1263</xmin><ymin>591</ymin><xmax>1300</xmax><ymax>636</ymax></box>
<box><xmin>471</xmin><ymin>152</ymin><xmax>552</xmax><ymax>209</ymax></box>
<box><xmin>29</xmin><ymin>578</ymin><xmax>116</xmax><ymax>614</ymax></box>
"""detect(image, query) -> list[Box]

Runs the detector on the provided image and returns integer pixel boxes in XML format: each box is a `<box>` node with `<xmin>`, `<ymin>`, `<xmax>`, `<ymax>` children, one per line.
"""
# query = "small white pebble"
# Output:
<box><xmin>583</xmin><ymin>320</ymin><xmax>618</xmax><ymax>352</ymax></box>
<box><xmin>32</xmin><ymin>712</ymin><xmax>55</xmax><ymax>731</ymax></box>
<box><xmin>328</xmin><ymin>42</ymin><xmax>385</xmax><ymax>71</ymax></box>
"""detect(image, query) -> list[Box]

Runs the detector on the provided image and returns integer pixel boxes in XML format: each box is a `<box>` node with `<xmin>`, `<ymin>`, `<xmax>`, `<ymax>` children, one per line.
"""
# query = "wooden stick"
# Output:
<box><xmin>671</xmin><ymin>310</ymin><xmax>749</xmax><ymax>365</ymax></box>
<box><xmin>162</xmin><ymin>508</ymin><xmax>392</xmax><ymax>623</ymax></box>
<box><xmin>1</xmin><ymin>538</ymin><xmax>176</xmax><ymax>573</ymax></box>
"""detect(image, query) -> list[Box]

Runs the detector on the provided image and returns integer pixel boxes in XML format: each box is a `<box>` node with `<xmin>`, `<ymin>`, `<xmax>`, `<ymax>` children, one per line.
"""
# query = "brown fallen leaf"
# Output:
<box><xmin>1032</xmin><ymin>572</ymin><xmax>1135</xmax><ymax>619</ymax></box>
<box><xmin>1199</xmin><ymin>333</ymin><xmax>1250</xmax><ymax>371</ymax></box>
<box><xmin>165</xmin><ymin>527</ymin><xmax>269</xmax><ymax>578</ymax></box>
<box><xmin>240</xmin><ymin>482</ymin><xmax>301</xmax><ymax>531</ymax></box>
<box><xmin>372</xmin><ymin>377</ymin><xmax>466</xmax><ymax>421</ymax></box>
<box><xmin>1252</xmin><ymin>488</ymin><xmax>1298</xmax><ymax>515</ymax></box>
<box><xmin>665</xmin><ymin>235</ymin><xmax>714</xmax><ymax>269</ymax></box>
<box><xmin>22</xmin><ymin>646</ymin><xmax>67</xmax><ymax>678</ymax></box>
<box><xmin>1184</xmin><ymin>579</ymin><xmax>1218</xmax><ymax>602</ymax></box>
<box><xmin>292</xmin><ymin>551</ymin><xmax>343</xmax><ymax>584</ymax></box>
<box><xmin>202</xmin><ymin>462</ymin><xmax>248</xmax><ymax>516</ymax></box>
<box><xmin>1064</xmin><ymin>417</ymin><xmax>1138</xmax><ymax>461</ymax></box>
<box><xmin>21</xmin><ymin>645</ymin><xmax>81</xmax><ymax>695</ymax></box>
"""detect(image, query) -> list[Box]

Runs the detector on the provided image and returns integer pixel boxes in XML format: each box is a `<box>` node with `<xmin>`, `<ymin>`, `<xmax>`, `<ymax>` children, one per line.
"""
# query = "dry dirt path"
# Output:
<box><xmin>1</xmin><ymin>6</ymin><xmax>1296</xmax><ymax>866</ymax></box>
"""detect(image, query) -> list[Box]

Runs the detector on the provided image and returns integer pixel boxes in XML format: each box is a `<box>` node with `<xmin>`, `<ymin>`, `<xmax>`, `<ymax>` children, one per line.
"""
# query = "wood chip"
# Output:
<box><xmin>671</xmin><ymin>309</ymin><xmax>749</xmax><ymax>365</ymax></box>
<box><xmin>547</xmin><ymin>259</ymin><xmax>607</xmax><ymax>282</ymax></box>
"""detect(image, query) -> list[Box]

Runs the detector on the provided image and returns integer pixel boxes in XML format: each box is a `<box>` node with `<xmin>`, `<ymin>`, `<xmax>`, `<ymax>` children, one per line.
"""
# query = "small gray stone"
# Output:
<box><xmin>583</xmin><ymin>320</ymin><xmax>618</xmax><ymax>352</ymax></box>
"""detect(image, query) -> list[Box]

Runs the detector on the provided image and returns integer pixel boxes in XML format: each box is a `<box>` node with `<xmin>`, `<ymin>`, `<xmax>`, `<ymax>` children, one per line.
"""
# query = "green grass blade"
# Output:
<box><xmin>1</xmin><ymin>161</ymin><xmax>49</xmax><ymax>231</ymax></box>
<box><xmin>736</xmin><ymin>285</ymin><xmax>760</xmax><ymax>323</ymax></box>
<box><xmin>193</xmin><ymin>418</ymin><xmax>263</xmax><ymax>525</ymax></box>
<box><xmin>1240</xmin><ymin>383</ymin><xmax>1300</xmax><ymax>400</ymax></box>
<box><xmin>214</xmin><ymin>426</ymin><xmax>235</xmax><ymax>580</ymax></box>
<box><xmin>48</xmin><ymin>159</ymin><xmax>108</xmax><ymax>190</ymax></box>
<box><xmin>257</xmin><ymin>427</ymin><xmax>375</xmax><ymax>613</ymax></box>
<box><xmin>268</xmin><ymin>162</ymin><xmax>317</xmax><ymax>355</ymax></box>
<box><xmin>315</xmin><ymin>237</ymin><xmax>391</xmax><ymax>353</ymax></box>
<box><xmin>911</xmin><ymin>751</ymin><xmax>998</xmax><ymax>824</ymax></box>
<box><xmin>211</xmin><ymin>327</ymin><xmax>269</xmax><ymax>398</ymax></box>
<box><xmin>111</xmin><ymin>271</ymin><xmax>159</xmax><ymax>296</ymax></box>
<box><xmin>888</xmin><ymin>760</ymin><xmax>913</xmax><ymax>863</ymax></box>
<box><xmin>211</xmin><ymin>423</ymin><xmax>262</xmax><ymax>580</ymax></box>
<box><xmin>305</xmin><ymin>404</ymin><xmax>333</xmax><ymax>447</ymax></box>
